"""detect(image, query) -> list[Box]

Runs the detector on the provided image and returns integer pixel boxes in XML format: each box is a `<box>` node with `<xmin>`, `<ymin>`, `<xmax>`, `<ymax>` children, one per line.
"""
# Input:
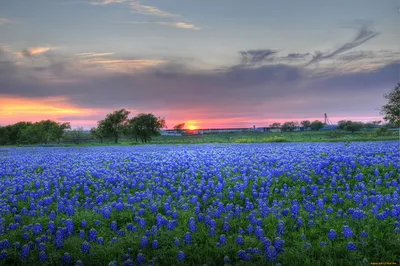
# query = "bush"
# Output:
<box><xmin>373</xmin><ymin>127</ymin><xmax>393</xmax><ymax>137</ymax></box>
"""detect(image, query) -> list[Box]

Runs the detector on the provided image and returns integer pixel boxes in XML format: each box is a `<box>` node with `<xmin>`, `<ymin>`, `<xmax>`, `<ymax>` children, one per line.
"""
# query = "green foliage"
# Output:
<box><xmin>310</xmin><ymin>120</ymin><xmax>324</xmax><ymax>131</ymax></box>
<box><xmin>301</xmin><ymin>120</ymin><xmax>311</xmax><ymax>128</ymax></box>
<box><xmin>98</xmin><ymin>109</ymin><xmax>130</xmax><ymax>143</ymax></box>
<box><xmin>63</xmin><ymin>127</ymin><xmax>86</xmax><ymax>144</ymax></box>
<box><xmin>281</xmin><ymin>121</ymin><xmax>298</xmax><ymax>132</ymax></box>
<box><xmin>338</xmin><ymin>120</ymin><xmax>364</xmax><ymax>133</ymax></box>
<box><xmin>173</xmin><ymin>123</ymin><xmax>185</xmax><ymax>133</ymax></box>
<box><xmin>373</xmin><ymin>127</ymin><xmax>393</xmax><ymax>137</ymax></box>
<box><xmin>52</xmin><ymin>122</ymin><xmax>71</xmax><ymax>143</ymax></box>
<box><xmin>0</xmin><ymin>120</ymin><xmax>71</xmax><ymax>145</ymax></box>
<box><xmin>126</xmin><ymin>113</ymin><xmax>166</xmax><ymax>143</ymax></box>
<box><xmin>270</xmin><ymin>122</ymin><xmax>281</xmax><ymax>129</ymax></box>
<box><xmin>90</xmin><ymin>124</ymin><xmax>107</xmax><ymax>143</ymax></box>
<box><xmin>381</xmin><ymin>83</ymin><xmax>400</xmax><ymax>127</ymax></box>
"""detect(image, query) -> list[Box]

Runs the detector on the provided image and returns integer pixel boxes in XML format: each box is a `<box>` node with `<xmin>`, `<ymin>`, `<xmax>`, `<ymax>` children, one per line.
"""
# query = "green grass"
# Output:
<box><xmin>150</xmin><ymin>130</ymin><xmax>399</xmax><ymax>145</ymax></box>
<box><xmin>1</xmin><ymin>129</ymin><xmax>398</xmax><ymax>148</ymax></box>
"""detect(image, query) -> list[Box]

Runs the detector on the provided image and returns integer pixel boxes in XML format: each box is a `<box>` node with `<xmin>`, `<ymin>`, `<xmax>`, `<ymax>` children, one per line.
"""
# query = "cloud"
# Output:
<box><xmin>0</xmin><ymin>18</ymin><xmax>17</xmax><ymax>25</ymax></box>
<box><xmin>1</xmin><ymin>41</ymin><xmax>399</xmax><ymax>127</ymax></box>
<box><xmin>285</xmin><ymin>53</ymin><xmax>312</xmax><ymax>61</ymax></box>
<box><xmin>21</xmin><ymin>47</ymin><xmax>53</xmax><ymax>57</ymax></box>
<box><xmin>91</xmin><ymin>0</ymin><xmax>180</xmax><ymax>18</ymax></box>
<box><xmin>90</xmin><ymin>0</ymin><xmax>126</xmax><ymax>5</ymax></box>
<box><xmin>305</xmin><ymin>24</ymin><xmax>379</xmax><ymax>66</ymax></box>
<box><xmin>115</xmin><ymin>21</ymin><xmax>200</xmax><ymax>30</ymax></box>
<box><xmin>156</xmin><ymin>22</ymin><xmax>200</xmax><ymax>30</ymax></box>
<box><xmin>76</xmin><ymin>52</ymin><xmax>115</xmax><ymax>58</ymax></box>
<box><xmin>80</xmin><ymin>58</ymin><xmax>166</xmax><ymax>71</ymax></box>
<box><xmin>129</xmin><ymin>1</ymin><xmax>180</xmax><ymax>18</ymax></box>
<box><xmin>238</xmin><ymin>49</ymin><xmax>278</xmax><ymax>66</ymax></box>
<box><xmin>91</xmin><ymin>0</ymin><xmax>201</xmax><ymax>30</ymax></box>
<box><xmin>2</xmin><ymin>48</ymin><xmax>398</xmax><ymax>107</ymax></box>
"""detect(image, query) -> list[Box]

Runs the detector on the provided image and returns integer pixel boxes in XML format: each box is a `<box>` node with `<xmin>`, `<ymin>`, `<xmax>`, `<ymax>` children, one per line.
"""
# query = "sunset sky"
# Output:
<box><xmin>1</xmin><ymin>0</ymin><xmax>399</xmax><ymax>129</ymax></box>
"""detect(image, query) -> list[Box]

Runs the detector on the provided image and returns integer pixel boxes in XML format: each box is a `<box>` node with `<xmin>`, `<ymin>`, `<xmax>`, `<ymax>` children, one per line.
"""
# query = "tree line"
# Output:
<box><xmin>90</xmin><ymin>109</ymin><xmax>165</xmax><ymax>143</ymax></box>
<box><xmin>0</xmin><ymin>109</ymin><xmax>165</xmax><ymax>145</ymax></box>
<box><xmin>268</xmin><ymin>119</ymin><xmax>390</xmax><ymax>133</ymax></box>
<box><xmin>269</xmin><ymin>120</ymin><xmax>325</xmax><ymax>131</ymax></box>
<box><xmin>0</xmin><ymin>120</ymin><xmax>71</xmax><ymax>145</ymax></box>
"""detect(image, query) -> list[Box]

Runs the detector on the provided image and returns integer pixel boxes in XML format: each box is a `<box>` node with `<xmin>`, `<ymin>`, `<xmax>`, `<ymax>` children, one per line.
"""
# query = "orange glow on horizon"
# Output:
<box><xmin>0</xmin><ymin>95</ymin><xmax>96</xmax><ymax>125</ymax></box>
<box><xmin>0</xmin><ymin>97</ymin><xmax>384</xmax><ymax>129</ymax></box>
<box><xmin>185</xmin><ymin>120</ymin><xmax>198</xmax><ymax>130</ymax></box>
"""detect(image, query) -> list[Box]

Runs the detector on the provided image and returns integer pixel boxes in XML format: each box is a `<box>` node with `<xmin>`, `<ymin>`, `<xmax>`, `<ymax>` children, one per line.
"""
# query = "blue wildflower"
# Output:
<box><xmin>177</xmin><ymin>251</ymin><xmax>185</xmax><ymax>262</ymax></box>
<box><xmin>347</xmin><ymin>242</ymin><xmax>357</xmax><ymax>251</ymax></box>
<box><xmin>62</xmin><ymin>252</ymin><xmax>71</xmax><ymax>265</ymax></box>
<box><xmin>140</xmin><ymin>236</ymin><xmax>148</xmax><ymax>248</ymax></box>
<box><xmin>328</xmin><ymin>229</ymin><xmax>337</xmax><ymax>240</ymax></box>
<box><xmin>184</xmin><ymin>232</ymin><xmax>192</xmax><ymax>245</ymax></box>
<box><xmin>137</xmin><ymin>253</ymin><xmax>146</xmax><ymax>264</ymax></box>
<box><xmin>20</xmin><ymin>244</ymin><xmax>30</xmax><ymax>260</ymax></box>
<box><xmin>152</xmin><ymin>240</ymin><xmax>159</xmax><ymax>249</ymax></box>
<box><xmin>236</xmin><ymin>235</ymin><xmax>245</xmax><ymax>246</ymax></box>
<box><xmin>81</xmin><ymin>241</ymin><xmax>90</xmax><ymax>254</ymax></box>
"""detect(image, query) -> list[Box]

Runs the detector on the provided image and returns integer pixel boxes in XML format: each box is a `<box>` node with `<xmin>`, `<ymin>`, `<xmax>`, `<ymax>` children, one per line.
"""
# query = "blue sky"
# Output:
<box><xmin>0</xmin><ymin>0</ymin><xmax>399</xmax><ymax>128</ymax></box>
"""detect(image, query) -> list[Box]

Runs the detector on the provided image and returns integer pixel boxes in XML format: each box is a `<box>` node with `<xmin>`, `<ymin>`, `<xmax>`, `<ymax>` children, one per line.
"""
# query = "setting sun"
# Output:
<box><xmin>187</xmin><ymin>125</ymin><xmax>197</xmax><ymax>130</ymax></box>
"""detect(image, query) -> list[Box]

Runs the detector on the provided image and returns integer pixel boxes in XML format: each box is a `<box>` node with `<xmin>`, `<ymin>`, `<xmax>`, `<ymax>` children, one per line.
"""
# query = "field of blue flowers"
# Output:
<box><xmin>0</xmin><ymin>141</ymin><xmax>399</xmax><ymax>265</ymax></box>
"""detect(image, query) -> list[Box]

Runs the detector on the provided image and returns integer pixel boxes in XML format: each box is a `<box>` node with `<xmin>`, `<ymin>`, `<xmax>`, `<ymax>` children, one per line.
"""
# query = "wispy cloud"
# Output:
<box><xmin>78</xmin><ymin>57</ymin><xmax>167</xmax><ymax>72</ymax></box>
<box><xmin>129</xmin><ymin>1</ymin><xmax>180</xmax><ymax>18</ymax></box>
<box><xmin>20</xmin><ymin>47</ymin><xmax>53</xmax><ymax>57</ymax></box>
<box><xmin>0</xmin><ymin>18</ymin><xmax>17</xmax><ymax>25</ymax></box>
<box><xmin>91</xmin><ymin>0</ymin><xmax>201</xmax><ymax>30</ymax></box>
<box><xmin>115</xmin><ymin>21</ymin><xmax>200</xmax><ymax>30</ymax></box>
<box><xmin>155</xmin><ymin>22</ymin><xmax>200</xmax><ymax>30</ymax></box>
<box><xmin>76</xmin><ymin>52</ymin><xmax>115</xmax><ymax>58</ymax></box>
<box><xmin>90</xmin><ymin>0</ymin><xmax>126</xmax><ymax>5</ymax></box>
<box><xmin>305</xmin><ymin>24</ymin><xmax>379</xmax><ymax>66</ymax></box>
<box><xmin>238</xmin><ymin>49</ymin><xmax>278</xmax><ymax>67</ymax></box>
<box><xmin>91</xmin><ymin>0</ymin><xmax>180</xmax><ymax>18</ymax></box>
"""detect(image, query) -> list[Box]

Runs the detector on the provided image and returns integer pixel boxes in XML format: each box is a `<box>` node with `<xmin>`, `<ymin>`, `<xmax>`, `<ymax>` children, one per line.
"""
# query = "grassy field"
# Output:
<box><xmin>2</xmin><ymin>129</ymin><xmax>398</xmax><ymax>148</ymax></box>
<box><xmin>150</xmin><ymin>130</ymin><xmax>399</xmax><ymax>145</ymax></box>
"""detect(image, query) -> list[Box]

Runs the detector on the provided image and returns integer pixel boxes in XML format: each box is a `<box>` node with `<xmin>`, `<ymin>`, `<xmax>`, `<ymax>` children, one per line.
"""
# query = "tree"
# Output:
<box><xmin>344</xmin><ymin>122</ymin><xmax>364</xmax><ymax>133</ymax></box>
<box><xmin>64</xmin><ymin>127</ymin><xmax>85</xmax><ymax>144</ymax></box>
<box><xmin>19</xmin><ymin>123</ymin><xmax>43</xmax><ymax>144</ymax></box>
<box><xmin>3</xmin><ymin>122</ymin><xmax>32</xmax><ymax>145</ymax></box>
<box><xmin>380</xmin><ymin>83</ymin><xmax>400</xmax><ymax>127</ymax></box>
<box><xmin>126</xmin><ymin>113</ymin><xmax>166</xmax><ymax>143</ymax></box>
<box><xmin>270</xmin><ymin>122</ymin><xmax>281</xmax><ymax>129</ymax></box>
<box><xmin>363</xmin><ymin>122</ymin><xmax>378</xmax><ymax>129</ymax></box>
<box><xmin>337</xmin><ymin>120</ymin><xmax>348</xmax><ymax>130</ymax></box>
<box><xmin>98</xmin><ymin>109</ymin><xmax>130</xmax><ymax>143</ymax></box>
<box><xmin>90</xmin><ymin>125</ymin><xmax>106</xmax><ymax>143</ymax></box>
<box><xmin>173</xmin><ymin>123</ymin><xmax>185</xmax><ymax>134</ymax></box>
<box><xmin>281</xmin><ymin>121</ymin><xmax>298</xmax><ymax>132</ymax></box>
<box><xmin>338</xmin><ymin>120</ymin><xmax>364</xmax><ymax>133</ymax></box>
<box><xmin>51</xmin><ymin>122</ymin><xmax>71</xmax><ymax>144</ymax></box>
<box><xmin>310</xmin><ymin>120</ymin><xmax>324</xmax><ymax>131</ymax></box>
<box><xmin>301</xmin><ymin>120</ymin><xmax>311</xmax><ymax>129</ymax></box>
<box><xmin>0</xmin><ymin>126</ymin><xmax>6</xmax><ymax>145</ymax></box>
<box><xmin>37</xmin><ymin>120</ymin><xmax>59</xmax><ymax>144</ymax></box>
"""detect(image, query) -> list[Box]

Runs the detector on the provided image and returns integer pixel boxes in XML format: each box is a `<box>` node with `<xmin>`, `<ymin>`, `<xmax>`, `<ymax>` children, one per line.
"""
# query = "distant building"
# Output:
<box><xmin>321</xmin><ymin>125</ymin><xmax>338</xmax><ymax>130</ymax></box>
<box><xmin>161</xmin><ymin>125</ymin><xmax>340</xmax><ymax>135</ymax></box>
<box><xmin>160</xmin><ymin>130</ymin><xmax>183</xmax><ymax>136</ymax></box>
<box><xmin>269</xmin><ymin>128</ymin><xmax>281</xmax><ymax>133</ymax></box>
